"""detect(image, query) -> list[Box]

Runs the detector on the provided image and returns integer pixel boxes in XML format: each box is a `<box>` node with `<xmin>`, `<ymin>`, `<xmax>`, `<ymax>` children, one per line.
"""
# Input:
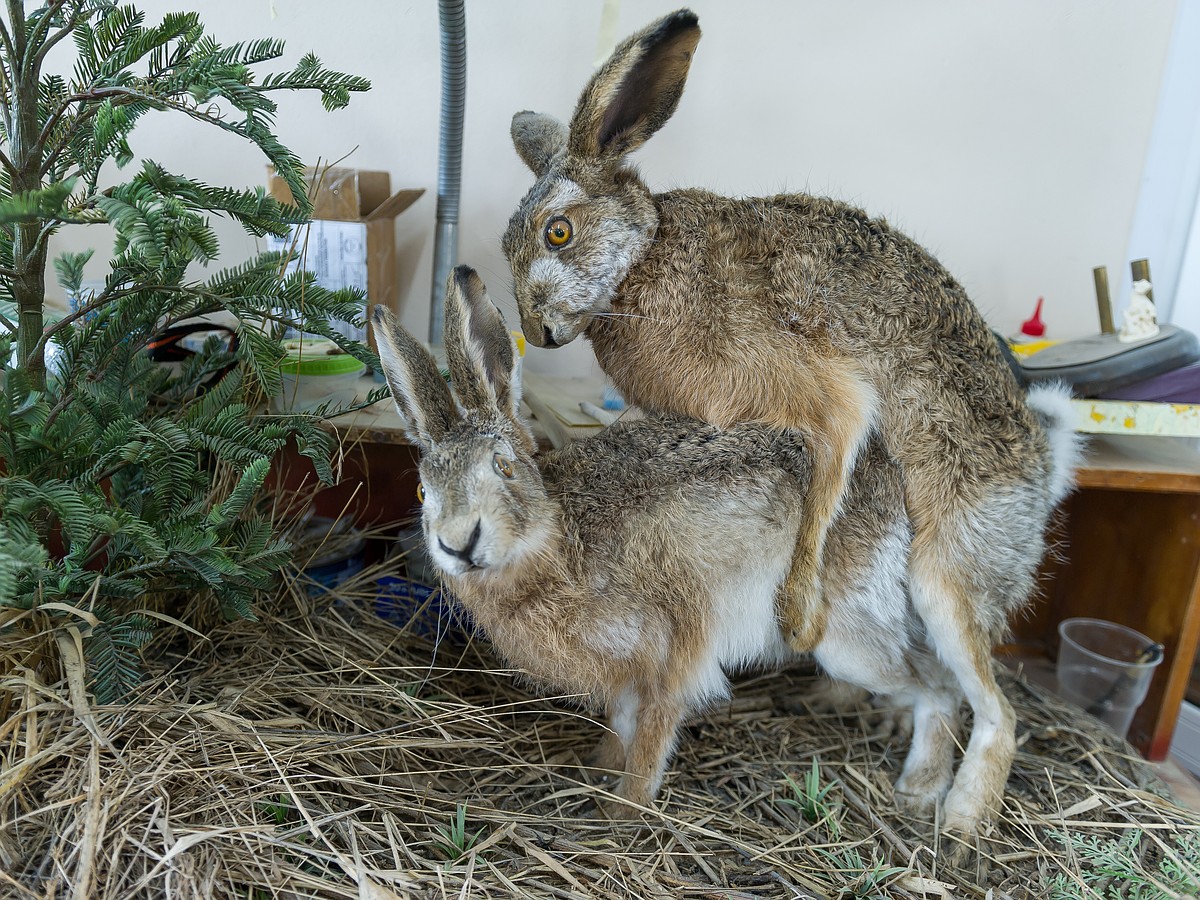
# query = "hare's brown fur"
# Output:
<box><xmin>502</xmin><ymin>10</ymin><xmax>1077</xmax><ymax>832</ymax></box>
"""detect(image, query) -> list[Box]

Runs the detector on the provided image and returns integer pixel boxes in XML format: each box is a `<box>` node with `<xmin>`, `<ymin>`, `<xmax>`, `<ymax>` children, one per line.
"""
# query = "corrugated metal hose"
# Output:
<box><xmin>429</xmin><ymin>0</ymin><xmax>467</xmax><ymax>345</ymax></box>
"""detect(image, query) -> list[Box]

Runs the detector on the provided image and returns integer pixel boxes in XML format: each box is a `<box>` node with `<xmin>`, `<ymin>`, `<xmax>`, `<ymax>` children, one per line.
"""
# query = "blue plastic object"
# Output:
<box><xmin>375</xmin><ymin>575</ymin><xmax>472</xmax><ymax>640</ymax></box>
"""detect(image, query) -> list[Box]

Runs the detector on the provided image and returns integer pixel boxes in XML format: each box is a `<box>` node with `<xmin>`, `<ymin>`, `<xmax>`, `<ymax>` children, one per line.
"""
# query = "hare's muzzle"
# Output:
<box><xmin>523</xmin><ymin>310</ymin><xmax>582</xmax><ymax>349</ymax></box>
<box><xmin>438</xmin><ymin>520</ymin><xmax>480</xmax><ymax>564</ymax></box>
<box><xmin>520</xmin><ymin>310</ymin><xmax>556</xmax><ymax>348</ymax></box>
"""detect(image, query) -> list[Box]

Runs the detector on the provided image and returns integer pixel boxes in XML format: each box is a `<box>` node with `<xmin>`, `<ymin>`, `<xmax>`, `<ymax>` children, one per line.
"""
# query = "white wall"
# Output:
<box><xmin>1133</xmin><ymin>0</ymin><xmax>1200</xmax><ymax>333</ymax></box>
<box><xmin>48</xmin><ymin>0</ymin><xmax>1179</xmax><ymax>379</ymax></box>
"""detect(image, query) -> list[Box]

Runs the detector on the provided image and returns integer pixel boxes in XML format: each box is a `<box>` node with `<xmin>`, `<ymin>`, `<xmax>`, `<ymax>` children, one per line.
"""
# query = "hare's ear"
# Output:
<box><xmin>371</xmin><ymin>305</ymin><xmax>457</xmax><ymax>451</ymax></box>
<box><xmin>568</xmin><ymin>9</ymin><xmax>700</xmax><ymax>162</ymax></box>
<box><xmin>443</xmin><ymin>266</ymin><xmax>520</xmax><ymax>421</ymax></box>
<box><xmin>512</xmin><ymin>111</ymin><xmax>568</xmax><ymax>177</ymax></box>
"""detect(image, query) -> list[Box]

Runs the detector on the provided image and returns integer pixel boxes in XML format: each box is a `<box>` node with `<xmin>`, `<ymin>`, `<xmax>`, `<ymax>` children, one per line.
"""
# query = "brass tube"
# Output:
<box><xmin>1131</xmin><ymin>258</ymin><xmax>1154</xmax><ymax>303</ymax></box>
<box><xmin>1093</xmin><ymin>266</ymin><xmax>1115</xmax><ymax>335</ymax></box>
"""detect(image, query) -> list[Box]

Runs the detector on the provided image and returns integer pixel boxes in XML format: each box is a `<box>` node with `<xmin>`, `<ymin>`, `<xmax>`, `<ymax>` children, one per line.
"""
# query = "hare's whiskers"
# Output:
<box><xmin>592</xmin><ymin>311</ymin><xmax>661</xmax><ymax>323</ymax></box>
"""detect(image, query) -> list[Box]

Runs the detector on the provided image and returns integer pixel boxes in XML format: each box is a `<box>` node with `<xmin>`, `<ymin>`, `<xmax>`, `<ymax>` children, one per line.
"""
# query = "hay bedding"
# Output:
<box><xmin>3</xmin><ymin>568</ymin><xmax>1199</xmax><ymax>900</ymax></box>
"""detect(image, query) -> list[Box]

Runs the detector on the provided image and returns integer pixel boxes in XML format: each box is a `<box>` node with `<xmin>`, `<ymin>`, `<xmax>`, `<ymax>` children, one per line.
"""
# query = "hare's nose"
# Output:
<box><xmin>438</xmin><ymin>520</ymin><xmax>481</xmax><ymax>563</ymax></box>
<box><xmin>542</xmin><ymin>325</ymin><xmax>558</xmax><ymax>348</ymax></box>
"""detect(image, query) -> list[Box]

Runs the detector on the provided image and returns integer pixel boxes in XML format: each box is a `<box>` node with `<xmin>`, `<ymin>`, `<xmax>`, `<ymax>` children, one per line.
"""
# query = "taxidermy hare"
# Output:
<box><xmin>502</xmin><ymin>10</ymin><xmax>1080</xmax><ymax>831</ymax></box>
<box><xmin>372</xmin><ymin>267</ymin><xmax>1078</xmax><ymax>832</ymax></box>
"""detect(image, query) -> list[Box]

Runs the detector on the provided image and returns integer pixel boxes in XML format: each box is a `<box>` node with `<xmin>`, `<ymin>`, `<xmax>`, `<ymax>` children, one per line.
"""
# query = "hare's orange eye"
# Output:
<box><xmin>493</xmin><ymin>454</ymin><xmax>515</xmax><ymax>478</ymax></box>
<box><xmin>416</xmin><ymin>482</ymin><xmax>425</xmax><ymax>503</ymax></box>
<box><xmin>544</xmin><ymin>216</ymin><xmax>573</xmax><ymax>249</ymax></box>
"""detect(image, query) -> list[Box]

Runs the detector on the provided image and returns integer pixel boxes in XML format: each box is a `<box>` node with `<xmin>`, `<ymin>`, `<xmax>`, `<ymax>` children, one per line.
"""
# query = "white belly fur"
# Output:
<box><xmin>689</xmin><ymin>551</ymin><xmax>794</xmax><ymax>706</ymax></box>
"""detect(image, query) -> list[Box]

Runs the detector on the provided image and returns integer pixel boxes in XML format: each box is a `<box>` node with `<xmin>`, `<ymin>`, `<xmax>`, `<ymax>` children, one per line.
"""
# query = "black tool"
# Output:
<box><xmin>1084</xmin><ymin>640</ymin><xmax>1165</xmax><ymax>718</ymax></box>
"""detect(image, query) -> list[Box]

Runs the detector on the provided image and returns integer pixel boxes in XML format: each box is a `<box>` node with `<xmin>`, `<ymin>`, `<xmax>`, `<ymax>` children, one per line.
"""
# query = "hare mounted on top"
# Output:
<box><xmin>502</xmin><ymin>9</ymin><xmax>1081</xmax><ymax>833</ymax></box>
<box><xmin>373</xmin><ymin>267</ymin><xmax>1078</xmax><ymax>832</ymax></box>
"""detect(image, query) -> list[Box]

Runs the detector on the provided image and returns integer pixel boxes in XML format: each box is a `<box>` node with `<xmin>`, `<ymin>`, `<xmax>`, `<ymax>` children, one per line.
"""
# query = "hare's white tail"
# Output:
<box><xmin>1026</xmin><ymin>383</ymin><xmax>1083</xmax><ymax>506</ymax></box>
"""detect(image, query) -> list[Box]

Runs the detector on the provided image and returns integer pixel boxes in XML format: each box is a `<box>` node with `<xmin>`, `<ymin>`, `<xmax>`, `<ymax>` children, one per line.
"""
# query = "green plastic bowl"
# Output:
<box><xmin>274</xmin><ymin>338</ymin><xmax>367</xmax><ymax>413</ymax></box>
<box><xmin>280</xmin><ymin>338</ymin><xmax>366</xmax><ymax>377</ymax></box>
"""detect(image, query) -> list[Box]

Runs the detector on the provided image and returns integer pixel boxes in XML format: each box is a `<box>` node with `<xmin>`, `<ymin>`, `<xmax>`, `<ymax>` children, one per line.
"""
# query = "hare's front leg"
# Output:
<box><xmin>777</xmin><ymin>376</ymin><xmax>878</xmax><ymax>652</ymax></box>
<box><xmin>609</xmin><ymin>688</ymin><xmax>687</xmax><ymax>809</ymax></box>
<box><xmin>587</xmin><ymin>687</ymin><xmax>637</xmax><ymax>778</ymax></box>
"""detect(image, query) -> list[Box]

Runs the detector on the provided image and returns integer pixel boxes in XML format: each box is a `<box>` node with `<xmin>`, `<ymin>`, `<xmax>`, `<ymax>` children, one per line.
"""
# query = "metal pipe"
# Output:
<box><xmin>429</xmin><ymin>0</ymin><xmax>467</xmax><ymax>345</ymax></box>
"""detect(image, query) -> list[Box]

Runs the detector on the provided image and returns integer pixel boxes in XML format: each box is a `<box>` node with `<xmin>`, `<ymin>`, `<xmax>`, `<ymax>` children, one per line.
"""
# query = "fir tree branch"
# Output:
<box><xmin>0</xmin><ymin>0</ymin><xmax>23</xmax><ymax>143</ymax></box>
<box><xmin>0</xmin><ymin>12</ymin><xmax>15</xmax><ymax>69</ymax></box>
<box><xmin>0</xmin><ymin>308</ymin><xmax>15</xmax><ymax>332</ymax></box>
<box><xmin>30</xmin><ymin>1</ymin><xmax>83</xmax><ymax>71</ymax></box>
<box><xmin>79</xmin><ymin>534</ymin><xmax>111</xmax><ymax>570</ymax></box>
<box><xmin>37</xmin><ymin>94</ymin><xmax>102</xmax><ymax>176</ymax></box>
<box><xmin>39</xmin><ymin>85</ymin><xmax>202</xmax><ymax>179</ymax></box>
<box><xmin>22</xmin><ymin>0</ymin><xmax>70</xmax><ymax>74</ymax></box>
<box><xmin>41</xmin><ymin>281</ymin><xmax>252</xmax><ymax>353</ymax></box>
<box><xmin>35</xmin><ymin>98</ymin><xmax>75</xmax><ymax>158</ymax></box>
<box><xmin>29</xmin><ymin>219</ymin><xmax>62</xmax><ymax>259</ymax></box>
<box><xmin>35</xmin><ymin>283</ymin><xmax>124</xmax><ymax>350</ymax></box>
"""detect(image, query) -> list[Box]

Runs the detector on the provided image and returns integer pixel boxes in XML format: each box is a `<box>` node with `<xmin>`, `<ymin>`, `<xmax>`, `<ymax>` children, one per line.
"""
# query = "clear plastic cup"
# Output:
<box><xmin>1056</xmin><ymin>618</ymin><xmax>1163</xmax><ymax>738</ymax></box>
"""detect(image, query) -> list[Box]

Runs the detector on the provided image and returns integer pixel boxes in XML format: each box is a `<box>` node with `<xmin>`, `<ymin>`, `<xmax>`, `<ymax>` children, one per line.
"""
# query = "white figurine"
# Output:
<box><xmin>1118</xmin><ymin>279</ymin><xmax>1159</xmax><ymax>343</ymax></box>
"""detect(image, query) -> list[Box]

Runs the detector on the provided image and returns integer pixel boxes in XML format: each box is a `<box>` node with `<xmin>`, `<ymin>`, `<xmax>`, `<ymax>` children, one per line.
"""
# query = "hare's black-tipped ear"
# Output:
<box><xmin>568</xmin><ymin>9</ymin><xmax>700</xmax><ymax>162</ymax></box>
<box><xmin>443</xmin><ymin>266</ymin><xmax>520</xmax><ymax>422</ymax></box>
<box><xmin>512</xmin><ymin>111</ymin><xmax>568</xmax><ymax>177</ymax></box>
<box><xmin>371</xmin><ymin>305</ymin><xmax>457</xmax><ymax>451</ymax></box>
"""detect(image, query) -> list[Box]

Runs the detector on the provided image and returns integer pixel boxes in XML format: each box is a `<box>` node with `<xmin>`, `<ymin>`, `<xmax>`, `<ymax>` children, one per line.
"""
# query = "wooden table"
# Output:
<box><xmin>1012</xmin><ymin>434</ymin><xmax>1200</xmax><ymax>760</ymax></box>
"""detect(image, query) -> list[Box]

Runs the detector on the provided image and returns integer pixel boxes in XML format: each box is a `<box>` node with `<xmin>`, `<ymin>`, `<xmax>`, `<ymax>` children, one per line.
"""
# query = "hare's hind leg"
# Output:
<box><xmin>609</xmin><ymin>684</ymin><xmax>688</xmax><ymax>809</ymax></box>
<box><xmin>894</xmin><ymin>686</ymin><xmax>960</xmax><ymax>817</ymax></box>
<box><xmin>908</xmin><ymin>521</ymin><xmax>1016</xmax><ymax>834</ymax></box>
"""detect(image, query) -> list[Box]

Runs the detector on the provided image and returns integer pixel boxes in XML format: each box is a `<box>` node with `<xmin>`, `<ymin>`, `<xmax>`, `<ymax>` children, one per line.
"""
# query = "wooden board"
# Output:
<box><xmin>1076</xmin><ymin>434</ymin><xmax>1200</xmax><ymax>494</ymax></box>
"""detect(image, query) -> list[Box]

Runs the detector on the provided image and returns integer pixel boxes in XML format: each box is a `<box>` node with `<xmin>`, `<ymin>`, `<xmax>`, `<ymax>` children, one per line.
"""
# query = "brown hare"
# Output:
<box><xmin>373</xmin><ymin>267</ymin><xmax>1078</xmax><ymax>831</ymax></box>
<box><xmin>501</xmin><ymin>9</ymin><xmax>1079</xmax><ymax>832</ymax></box>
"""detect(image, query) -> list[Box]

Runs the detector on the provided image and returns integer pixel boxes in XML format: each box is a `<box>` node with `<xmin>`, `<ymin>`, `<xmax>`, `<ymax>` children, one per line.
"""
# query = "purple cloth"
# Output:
<box><xmin>1100</xmin><ymin>362</ymin><xmax>1200</xmax><ymax>403</ymax></box>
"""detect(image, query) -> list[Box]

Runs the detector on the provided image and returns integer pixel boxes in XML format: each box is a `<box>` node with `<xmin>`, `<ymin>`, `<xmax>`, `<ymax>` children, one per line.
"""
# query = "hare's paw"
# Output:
<box><xmin>779</xmin><ymin>571</ymin><xmax>826</xmax><ymax>653</ymax></box>
<box><xmin>593</xmin><ymin>794</ymin><xmax>641</xmax><ymax>820</ymax></box>
<box><xmin>940</xmin><ymin>716</ymin><xmax>1013</xmax><ymax>835</ymax></box>
<box><xmin>613</xmin><ymin>776</ymin><xmax>654</xmax><ymax>808</ymax></box>
<box><xmin>591</xmin><ymin>778</ymin><xmax>652</xmax><ymax>820</ymax></box>
<box><xmin>874</xmin><ymin>702</ymin><xmax>914</xmax><ymax>741</ymax></box>
<box><xmin>941</xmin><ymin>783</ymin><xmax>992</xmax><ymax>836</ymax></box>
<box><xmin>586</xmin><ymin>732</ymin><xmax>626</xmax><ymax>781</ymax></box>
<box><xmin>893</xmin><ymin>767</ymin><xmax>952</xmax><ymax>819</ymax></box>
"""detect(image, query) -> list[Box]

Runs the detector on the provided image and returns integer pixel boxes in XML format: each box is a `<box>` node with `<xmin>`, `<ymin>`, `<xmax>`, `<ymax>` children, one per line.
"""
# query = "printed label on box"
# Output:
<box><xmin>268</xmin><ymin>220</ymin><xmax>368</xmax><ymax>343</ymax></box>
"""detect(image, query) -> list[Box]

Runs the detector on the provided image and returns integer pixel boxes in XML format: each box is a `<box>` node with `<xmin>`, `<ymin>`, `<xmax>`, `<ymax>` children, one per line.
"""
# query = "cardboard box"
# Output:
<box><xmin>267</xmin><ymin>167</ymin><xmax>423</xmax><ymax>344</ymax></box>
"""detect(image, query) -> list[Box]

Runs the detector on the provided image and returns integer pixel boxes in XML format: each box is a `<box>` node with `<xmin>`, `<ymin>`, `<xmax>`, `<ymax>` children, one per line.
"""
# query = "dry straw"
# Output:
<box><xmin>3</xmin><ymin>556</ymin><xmax>1198</xmax><ymax>899</ymax></box>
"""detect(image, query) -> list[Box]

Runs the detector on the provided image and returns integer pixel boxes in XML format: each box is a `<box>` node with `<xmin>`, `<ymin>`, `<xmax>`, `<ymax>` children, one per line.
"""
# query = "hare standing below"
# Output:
<box><xmin>502</xmin><ymin>9</ymin><xmax>1079</xmax><ymax>832</ymax></box>
<box><xmin>373</xmin><ymin>267</ymin><xmax>1079</xmax><ymax>829</ymax></box>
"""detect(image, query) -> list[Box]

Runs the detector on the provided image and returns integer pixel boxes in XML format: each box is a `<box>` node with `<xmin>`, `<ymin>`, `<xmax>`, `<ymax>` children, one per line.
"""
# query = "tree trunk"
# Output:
<box><xmin>8</xmin><ymin>0</ymin><xmax>48</xmax><ymax>387</ymax></box>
